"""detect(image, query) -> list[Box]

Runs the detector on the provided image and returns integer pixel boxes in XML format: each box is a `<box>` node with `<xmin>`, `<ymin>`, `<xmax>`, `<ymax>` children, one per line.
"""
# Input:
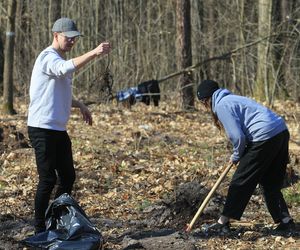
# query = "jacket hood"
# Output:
<box><xmin>212</xmin><ymin>88</ymin><xmax>231</xmax><ymax>113</ymax></box>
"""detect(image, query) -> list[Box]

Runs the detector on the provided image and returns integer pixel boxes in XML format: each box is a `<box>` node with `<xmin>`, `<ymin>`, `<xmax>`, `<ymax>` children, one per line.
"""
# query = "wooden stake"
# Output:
<box><xmin>185</xmin><ymin>163</ymin><xmax>234</xmax><ymax>232</ymax></box>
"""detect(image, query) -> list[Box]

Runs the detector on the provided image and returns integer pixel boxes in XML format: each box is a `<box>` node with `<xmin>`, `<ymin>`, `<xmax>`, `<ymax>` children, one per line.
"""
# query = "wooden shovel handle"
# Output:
<box><xmin>186</xmin><ymin>163</ymin><xmax>234</xmax><ymax>232</ymax></box>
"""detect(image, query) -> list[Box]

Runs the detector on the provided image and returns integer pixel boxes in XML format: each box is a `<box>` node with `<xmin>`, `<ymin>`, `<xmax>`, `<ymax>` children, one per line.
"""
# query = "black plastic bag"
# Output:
<box><xmin>22</xmin><ymin>193</ymin><xmax>103</xmax><ymax>250</ymax></box>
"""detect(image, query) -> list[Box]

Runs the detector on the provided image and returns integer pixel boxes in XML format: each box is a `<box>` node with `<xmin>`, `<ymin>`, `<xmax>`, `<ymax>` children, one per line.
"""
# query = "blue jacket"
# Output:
<box><xmin>212</xmin><ymin>88</ymin><xmax>288</xmax><ymax>163</ymax></box>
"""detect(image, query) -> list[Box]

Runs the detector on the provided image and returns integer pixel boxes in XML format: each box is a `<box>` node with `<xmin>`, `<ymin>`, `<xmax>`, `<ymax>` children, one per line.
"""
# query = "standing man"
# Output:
<box><xmin>27</xmin><ymin>17</ymin><xmax>111</xmax><ymax>234</ymax></box>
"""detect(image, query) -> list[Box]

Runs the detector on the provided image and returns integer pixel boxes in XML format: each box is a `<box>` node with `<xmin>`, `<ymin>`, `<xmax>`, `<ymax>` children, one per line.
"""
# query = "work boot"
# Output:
<box><xmin>274</xmin><ymin>219</ymin><xmax>295</xmax><ymax>232</ymax></box>
<box><xmin>205</xmin><ymin>222</ymin><xmax>231</xmax><ymax>235</ymax></box>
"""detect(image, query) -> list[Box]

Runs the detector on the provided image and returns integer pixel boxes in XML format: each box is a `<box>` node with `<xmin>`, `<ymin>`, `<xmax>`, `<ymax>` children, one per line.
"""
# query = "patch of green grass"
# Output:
<box><xmin>104</xmin><ymin>176</ymin><xmax>113</xmax><ymax>190</ymax></box>
<box><xmin>138</xmin><ymin>199</ymin><xmax>152</xmax><ymax>211</ymax></box>
<box><xmin>0</xmin><ymin>181</ymin><xmax>7</xmax><ymax>190</ymax></box>
<box><xmin>283</xmin><ymin>183</ymin><xmax>300</xmax><ymax>205</ymax></box>
<box><xmin>71</xmin><ymin>138</ymin><xmax>82</xmax><ymax>148</ymax></box>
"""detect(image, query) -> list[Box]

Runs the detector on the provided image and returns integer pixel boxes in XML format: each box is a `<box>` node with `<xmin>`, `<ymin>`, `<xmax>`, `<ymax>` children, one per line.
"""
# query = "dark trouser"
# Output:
<box><xmin>28</xmin><ymin>126</ymin><xmax>75</xmax><ymax>232</ymax></box>
<box><xmin>222</xmin><ymin>130</ymin><xmax>290</xmax><ymax>223</ymax></box>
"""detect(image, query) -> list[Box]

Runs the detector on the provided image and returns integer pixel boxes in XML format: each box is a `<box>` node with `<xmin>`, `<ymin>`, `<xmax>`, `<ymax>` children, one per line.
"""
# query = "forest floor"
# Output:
<box><xmin>0</xmin><ymin>98</ymin><xmax>300</xmax><ymax>249</ymax></box>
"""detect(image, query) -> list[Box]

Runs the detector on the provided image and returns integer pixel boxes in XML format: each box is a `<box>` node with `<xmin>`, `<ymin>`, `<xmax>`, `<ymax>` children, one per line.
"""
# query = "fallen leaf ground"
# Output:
<box><xmin>0</xmin><ymin>98</ymin><xmax>300</xmax><ymax>249</ymax></box>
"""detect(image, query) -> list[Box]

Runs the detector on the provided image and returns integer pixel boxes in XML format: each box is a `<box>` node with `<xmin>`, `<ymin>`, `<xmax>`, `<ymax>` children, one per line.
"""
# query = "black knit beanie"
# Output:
<box><xmin>197</xmin><ymin>80</ymin><xmax>219</xmax><ymax>100</ymax></box>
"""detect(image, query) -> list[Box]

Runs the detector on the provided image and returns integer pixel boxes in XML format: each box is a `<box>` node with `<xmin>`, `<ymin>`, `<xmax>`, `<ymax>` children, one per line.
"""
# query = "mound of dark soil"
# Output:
<box><xmin>142</xmin><ymin>181</ymin><xmax>225</xmax><ymax>229</ymax></box>
<box><xmin>0</xmin><ymin>123</ymin><xmax>29</xmax><ymax>154</ymax></box>
<box><xmin>0</xmin><ymin>214</ymin><xmax>32</xmax><ymax>250</ymax></box>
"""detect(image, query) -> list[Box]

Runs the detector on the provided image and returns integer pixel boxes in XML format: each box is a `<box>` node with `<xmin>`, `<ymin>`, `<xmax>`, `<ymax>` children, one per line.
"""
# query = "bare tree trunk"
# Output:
<box><xmin>176</xmin><ymin>0</ymin><xmax>194</xmax><ymax>109</ymax></box>
<box><xmin>279</xmin><ymin>0</ymin><xmax>296</xmax><ymax>100</ymax></box>
<box><xmin>2</xmin><ymin>0</ymin><xmax>17</xmax><ymax>115</ymax></box>
<box><xmin>235</xmin><ymin>0</ymin><xmax>247</xmax><ymax>94</ymax></box>
<box><xmin>255</xmin><ymin>0</ymin><xmax>272</xmax><ymax>102</ymax></box>
<box><xmin>15</xmin><ymin>0</ymin><xmax>29</xmax><ymax>96</ymax></box>
<box><xmin>48</xmin><ymin>0</ymin><xmax>61</xmax><ymax>40</ymax></box>
<box><xmin>0</xmin><ymin>35</ymin><xmax>3</xmax><ymax>93</ymax></box>
<box><xmin>206</xmin><ymin>0</ymin><xmax>215</xmax><ymax>79</ymax></box>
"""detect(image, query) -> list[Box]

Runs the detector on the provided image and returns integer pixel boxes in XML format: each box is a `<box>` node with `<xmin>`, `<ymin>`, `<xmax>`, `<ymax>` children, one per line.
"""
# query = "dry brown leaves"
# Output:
<box><xmin>0</xmin><ymin>98</ymin><xmax>300</xmax><ymax>249</ymax></box>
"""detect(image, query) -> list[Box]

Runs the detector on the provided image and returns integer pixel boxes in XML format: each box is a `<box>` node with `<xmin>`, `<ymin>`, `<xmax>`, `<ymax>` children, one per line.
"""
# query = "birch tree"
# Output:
<box><xmin>255</xmin><ymin>0</ymin><xmax>272</xmax><ymax>102</ymax></box>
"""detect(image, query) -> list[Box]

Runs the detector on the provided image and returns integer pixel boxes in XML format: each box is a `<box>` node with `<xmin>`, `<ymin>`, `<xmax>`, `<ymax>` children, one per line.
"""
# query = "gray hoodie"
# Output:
<box><xmin>28</xmin><ymin>46</ymin><xmax>76</xmax><ymax>131</ymax></box>
<box><xmin>212</xmin><ymin>88</ymin><xmax>287</xmax><ymax>163</ymax></box>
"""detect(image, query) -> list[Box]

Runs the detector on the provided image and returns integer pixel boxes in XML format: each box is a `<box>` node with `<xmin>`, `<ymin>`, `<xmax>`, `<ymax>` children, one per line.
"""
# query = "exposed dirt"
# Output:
<box><xmin>0</xmin><ymin>100</ymin><xmax>300</xmax><ymax>249</ymax></box>
<box><xmin>0</xmin><ymin>122</ymin><xmax>29</xmax><ymax>155</ymax></box>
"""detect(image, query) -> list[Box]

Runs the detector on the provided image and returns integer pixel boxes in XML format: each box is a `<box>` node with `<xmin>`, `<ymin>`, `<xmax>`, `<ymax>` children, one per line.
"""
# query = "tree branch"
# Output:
<box><xmin>157</xmin><ymin>34</ymin><xmax>277</xmax><ymax>84</ymax></box>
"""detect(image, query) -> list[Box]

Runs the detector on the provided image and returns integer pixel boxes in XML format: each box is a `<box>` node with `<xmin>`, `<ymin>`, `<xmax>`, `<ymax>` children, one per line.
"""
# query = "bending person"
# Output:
<box><xmin>196</xmin><ymin>80</ymin><xmax>294</xmax><ymax>233</ymax></box>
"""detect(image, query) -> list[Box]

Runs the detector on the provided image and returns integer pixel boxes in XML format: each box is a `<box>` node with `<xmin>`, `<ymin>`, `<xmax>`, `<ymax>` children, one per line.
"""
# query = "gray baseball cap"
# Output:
<box><xmin>52</xmin><ymin>17</ymin><xmax>81</xmax><ymax>37</ymax></box>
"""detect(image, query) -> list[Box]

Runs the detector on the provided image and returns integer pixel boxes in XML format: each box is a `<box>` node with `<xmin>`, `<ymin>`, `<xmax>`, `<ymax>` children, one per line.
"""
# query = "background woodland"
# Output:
<box><xmin>0</xmin><ymin>1</ymin><xmax>300</xmax><ymax>248</ymax></box>
<box><xmin>0</xmin><ymin>0</ymin><xmax>299</xmax><ymax>112</ymax></box>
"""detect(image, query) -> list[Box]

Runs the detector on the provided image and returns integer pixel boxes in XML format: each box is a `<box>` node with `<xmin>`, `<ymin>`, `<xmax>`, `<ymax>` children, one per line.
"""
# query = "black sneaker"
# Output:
<box><xmin>205</xmin><ymin>222</ymin><xmax>231</xmax><ymax>234</ymax></box>
<box><xmin>34</xmin><ymin>227</ymin><xmax>46</xmax><ymax>235</ymax></box>
<box><xmin>275</xmin><ymin>220</ymin><xmax>295</xmax><ymax>232</ymax></box>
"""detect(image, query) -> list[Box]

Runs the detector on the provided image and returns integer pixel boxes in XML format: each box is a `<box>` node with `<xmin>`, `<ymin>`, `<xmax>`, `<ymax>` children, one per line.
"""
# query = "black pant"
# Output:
<box><xmin>222</xmin><ymin>130</ymin><xmax>291</xmax><ymax>223</ymax></box>
<box><xmin>28</xmin><ymin>126</ymin><xmax>75</xmax><ymax>232</ymax></box>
